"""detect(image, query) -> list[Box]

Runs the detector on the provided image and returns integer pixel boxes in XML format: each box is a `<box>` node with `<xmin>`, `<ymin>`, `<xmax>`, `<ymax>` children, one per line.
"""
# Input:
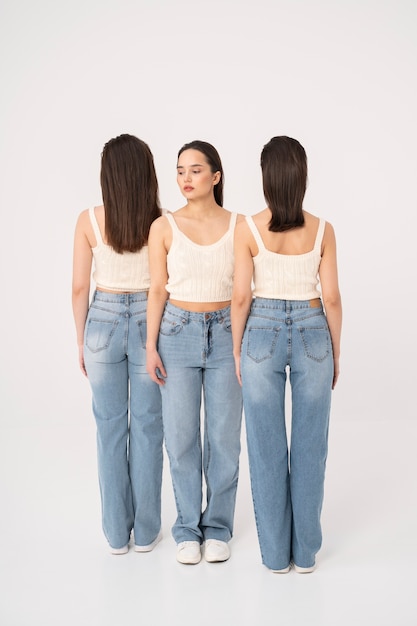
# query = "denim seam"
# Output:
<box><xmin>89</xmin><ymin>304</ymin><xmax>123</xmax><ymax>315</ymax></box>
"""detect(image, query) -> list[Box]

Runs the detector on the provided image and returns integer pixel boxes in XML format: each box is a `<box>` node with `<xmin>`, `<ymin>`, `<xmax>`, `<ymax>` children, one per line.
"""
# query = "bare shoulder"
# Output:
<box><xmin>234</xmin><ymin>215</ymin><xmax>257</xmax><ymax>249</ymax></box>
<box><xmin>76</xmin><ymin>208</ymin><xmax>99</xmax><ymax>248</ymax></box>
<box><xmin>149</xmin><ymin>214</ymin><xmax>173</xmax><ymax>252</ymax></box>
<box><xmin>235</xmin><ymin>216</ymin><xmax>251</xmax><ymax>234</ymax></box>
<box><xmin>303</xmin><ymin>210</ymin><xmax>320</xmax><ymax>226</ymax></box>
<box><xmin>75</xmin><ymin>208</ymin><xmax>93</xmax><ymax>239</ymax></box>
<box><xmin>323</xmin><ymin>220</ymin><xmax>336</xmax><ymax>241</ymax></box>
<box><xmin>150</xmin><ymin>213</ymin><xmax>171</xmax><ymax>233</ymax></box>
<box><xmin>320</xmin><ymin>220</ymin><xmax>337</xmax><ymax>258</ymax></box>
<box><xmin>76</xmin><ymin>208</ymin><xmax>90</xmax><ymax>227</ymax></box>
<box><xmin>252</xmin><ymin>208</ymin><xmax>270</xmax><ymax>226</ymax></box>
<box><xmin>304</xmin><ymin>210</ymin><xmax>335</xmax><ymax>239</ymax></box>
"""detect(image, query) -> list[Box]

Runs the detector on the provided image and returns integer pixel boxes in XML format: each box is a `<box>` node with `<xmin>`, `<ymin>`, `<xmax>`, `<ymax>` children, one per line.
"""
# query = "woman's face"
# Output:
<box><xmin>176</xmin><ymin>149</ymin><xmax>220</xmax><ymax>201</ymax></box>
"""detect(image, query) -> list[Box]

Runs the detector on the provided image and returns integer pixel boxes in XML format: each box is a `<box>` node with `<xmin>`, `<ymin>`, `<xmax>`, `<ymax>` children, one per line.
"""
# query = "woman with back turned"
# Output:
<box><xmin>231</xmin><ymin>136</ymin><xmax>342</xmax><ymax>573</ymax></box>
<box><xmin>72</xmin><ymin>134</ymin><xmax>163</xmax><ymax>555</ymax></box>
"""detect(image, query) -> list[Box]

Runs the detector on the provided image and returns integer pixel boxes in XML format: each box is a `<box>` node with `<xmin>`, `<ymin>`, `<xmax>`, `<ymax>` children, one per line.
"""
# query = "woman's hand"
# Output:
<box><xmin>146</xmin><ymin>347</ymin><xmax>167</xmax><ymax>385</ymax></box>
<box><xmin>234</xmin><ymin>353</ymin><xmax>242</xmax><ymax>387</ymax></box>
<box><xmin>79</xmin><ymin>345</ymin><xmax>88</xmax><ymax>378</ymax></box>
<box><xmin>332</xmin><ymin>357</ymin><xmax>340</xmax><ymax>390</ymax></box>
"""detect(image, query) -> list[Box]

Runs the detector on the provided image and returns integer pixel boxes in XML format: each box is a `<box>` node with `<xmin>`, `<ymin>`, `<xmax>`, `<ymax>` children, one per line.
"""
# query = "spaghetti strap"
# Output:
<box><xmin>165</xmin><ymin>212</ymin><xmax>180</xmax><ymax>233</ymax></box>
<box><xmin>314</xmin><ymin>219</ymin><xmax>326</xmax><ymax>251</ymax></box>
<box><xmin>228</xmin><ymin>211</ymin><xmax>238</xmax><ymax>232</ymax></box>
<box><xmin>89</xmin><ymin>207</ymin><xmax>103</xmax><ymax>245</ymax></box>
<box><xmin>245</xmin><ymin>215</ymin><xmax>265</xmax><ymax>251</ymax></box>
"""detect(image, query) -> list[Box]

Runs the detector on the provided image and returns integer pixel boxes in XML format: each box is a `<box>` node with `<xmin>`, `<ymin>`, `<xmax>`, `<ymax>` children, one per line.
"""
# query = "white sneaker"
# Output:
<box><xmin>204</xmin><ymin>539</ymin><xmax>230</xmax><ymax>563</ymax></box>
<box><xmin>110</xmin><ymin>545</ymin><xmax>129</xmax><ymax>555</ymax></box>
<box><xmin>271</xmin><ymin>565</ymin><xmax>291</xmax><ymax>574</ymax></box>
<box><xmin>293</xmin><ymin>563</ymin><xmax>316</xmax><ymax>573</ymax></box>
<box><xmin>177</xmin><ymin>541</ymin><xmax>201</xmax><ymax>564</ymax></box>
<box><xmin>135</xmin><ymin>531</ymin><xmax>162</xmax><ymax>553</ymax></box>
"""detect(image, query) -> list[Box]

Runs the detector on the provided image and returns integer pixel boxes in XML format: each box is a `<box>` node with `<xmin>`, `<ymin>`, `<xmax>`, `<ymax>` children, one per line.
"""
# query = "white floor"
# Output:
<box><xmin>1</xmin><ymin>418</ymin><xmax>416</xmax><ymax>626</ymax></box>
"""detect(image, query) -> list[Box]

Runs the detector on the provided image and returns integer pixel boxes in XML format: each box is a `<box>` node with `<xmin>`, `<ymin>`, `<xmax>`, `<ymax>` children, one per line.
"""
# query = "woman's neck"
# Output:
<box><xmin>182</xmin><ymin>198</ymin><xmax>222</xmax><ymax>218</ymax></box>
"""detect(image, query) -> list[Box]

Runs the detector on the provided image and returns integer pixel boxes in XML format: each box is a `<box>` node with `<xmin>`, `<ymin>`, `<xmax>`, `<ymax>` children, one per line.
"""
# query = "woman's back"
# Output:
<box><xmin>251</xmin><ymin>209</ymin><xmax>321</xmax><ymax>256</ymax></box>
<box><xmin>87</xmin><ymin>205</ymin><xmax>151</xmax><ymax>293</ymax></box>
<box><xmin>246</xmin><ymin>209</ymin><xmax>325</xmax><ymax>301</ymax></box>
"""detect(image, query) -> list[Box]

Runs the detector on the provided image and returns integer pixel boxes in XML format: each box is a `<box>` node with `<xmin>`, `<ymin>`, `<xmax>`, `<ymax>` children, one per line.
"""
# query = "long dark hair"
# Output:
<box><xmin>177</xmin><ymin>140</ymin><xmax>224</xmax><ymax>206</ymax></box>
<box><xmin>100</xmin><ymin>134</ymin><xmax>161</xmax><ymax>253</ymax></box>
<box><xmin>261</xmin><ymin>136</ymin><xmax>307</xmax><ymax>232</ymax></box>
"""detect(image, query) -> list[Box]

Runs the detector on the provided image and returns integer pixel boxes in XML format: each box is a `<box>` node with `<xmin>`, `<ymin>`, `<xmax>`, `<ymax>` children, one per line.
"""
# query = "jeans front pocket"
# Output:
<box><xmin>246</xmin><ymin>326</ymin><xmax>281</xmax><ymax>363</ymax></box>
<box><xmin>85</xmin><ymin>318</ymin><xmax>119</xmax><ymax>353</ymax></box>
<box><xmin>220</xmin><ymin>314</ymin><xmax>232</xmax><ymax>333</ymax></box>
<box><xmin>159</xmin><ymin>311</ymin><xmax>186</xmax><ymax>337</ymax></box>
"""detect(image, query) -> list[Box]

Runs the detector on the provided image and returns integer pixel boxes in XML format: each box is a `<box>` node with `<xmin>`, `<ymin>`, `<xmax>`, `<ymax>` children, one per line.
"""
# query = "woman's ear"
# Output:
<box><xmin>213</xmin><ymin>171</ymin><xmax>221</xmax><ymax>185</ymax></box>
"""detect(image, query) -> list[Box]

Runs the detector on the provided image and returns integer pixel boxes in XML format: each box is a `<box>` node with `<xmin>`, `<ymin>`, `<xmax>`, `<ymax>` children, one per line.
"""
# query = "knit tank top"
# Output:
<box><xmin>89</xmin><ymin>207</ymin><xmax>150</xmax><ymax>292</ymax></box>
<box><xmin>165</xmin><ymin>211</ymin><xmax>237</xmax><ymax>302</ymax></box>
<box><xmin>246</xmin><ymin>215</ymin><xmax>326</xmax><ymax>300</ymax></box>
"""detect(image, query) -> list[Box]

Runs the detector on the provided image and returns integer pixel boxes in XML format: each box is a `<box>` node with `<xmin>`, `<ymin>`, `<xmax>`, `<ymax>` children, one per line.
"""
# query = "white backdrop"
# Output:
<box><xmin>1</xmin><ymin>2</ymin><xmax>416</xmax><ymax>624</ymax></box>
<box><xmin>0</xmin><ymin>0</ymin><xmax>415</xmax><ymax>430</ymax></box>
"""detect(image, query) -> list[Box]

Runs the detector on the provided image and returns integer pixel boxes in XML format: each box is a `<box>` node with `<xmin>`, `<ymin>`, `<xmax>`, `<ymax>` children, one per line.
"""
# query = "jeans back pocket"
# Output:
<box><xmin>246</xmin><ymin>326</ymin><xmax>281</xmax><ymax>363</ymax></box>
<box><xmin>85</xmin><ymin>319</ymin><xmax>119</xmax><ymax>353</ymax></box>
<box><xmin>298</xmin><ymin>326</ymin><xmax>331</xmax><ymax>362</ymax></box>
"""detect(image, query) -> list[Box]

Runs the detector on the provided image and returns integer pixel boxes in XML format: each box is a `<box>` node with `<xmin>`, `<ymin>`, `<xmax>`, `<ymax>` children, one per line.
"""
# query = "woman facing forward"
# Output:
<box><xmin>72</xmin><ymin>134</ymin><xmax>164</xmax><ymax>554</ymax></box>
<box><xmin>146</xmin><ymin>140</ymin><xmax>243</xmax><ymax>565</ymax></box>
<box><xmin>231</xmin><ymin>136</ymin><xmax>342</xmax><ymax>573</ymax></box>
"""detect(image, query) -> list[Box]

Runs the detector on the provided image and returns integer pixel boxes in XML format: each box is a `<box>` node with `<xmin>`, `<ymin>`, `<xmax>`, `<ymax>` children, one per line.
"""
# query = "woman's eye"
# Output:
<box><xmin>192</xmin><ymin>170</ymin><xmax>201</xmax><ymax>174</ymax></box>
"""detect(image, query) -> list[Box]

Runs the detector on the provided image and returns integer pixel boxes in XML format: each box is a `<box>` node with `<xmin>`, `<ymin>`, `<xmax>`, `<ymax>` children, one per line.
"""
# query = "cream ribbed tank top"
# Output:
<box><xmin>246</xmin><ymin>215</ymin><xmax>325</xmax><ymax>300</ymax></box>
<box><xmin>165</xmin><ymin>211</ymin><xmax>237</xmax><ymax>302</ymax></box>
<box><xmin>89</xmin><ymin>207</ymin><xmax>150</xmax><ymax>292</ymax></box>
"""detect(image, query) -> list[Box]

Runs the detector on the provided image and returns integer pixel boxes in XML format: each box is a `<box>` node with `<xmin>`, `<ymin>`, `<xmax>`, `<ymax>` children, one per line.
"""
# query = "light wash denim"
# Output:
<box><xmin>158</xmin><ymin>302</ymin><xmax>243</xmax><ymax>544</ymax></box>
<box><xmin>84</xmin><ymin>290</ymin><xmax>163</xmax><ymax>550</ymax></box>
<box><xmin>241</xmin><ymin>298</ymin><xmax>333</xmax><ymax>570</ymax></box>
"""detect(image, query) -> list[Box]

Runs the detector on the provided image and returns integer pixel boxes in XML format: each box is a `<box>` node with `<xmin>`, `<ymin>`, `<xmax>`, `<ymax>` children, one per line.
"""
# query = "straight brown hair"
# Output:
<box><xmin>101</xmin><ymin>134</ymin><xmax>161</xmax><ymax>253</ymax></box>
<box><xmin>261</xmin><ymin>136</ymin><xmax>307</xmax><ymax>232</ymax></box>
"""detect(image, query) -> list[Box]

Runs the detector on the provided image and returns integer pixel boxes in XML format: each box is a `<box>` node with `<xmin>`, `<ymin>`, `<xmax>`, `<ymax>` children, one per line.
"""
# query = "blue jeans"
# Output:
<box><xmin>84</xmin><ymin>291</ymin><xmax>163</xmax><ymax>549</ymax></box>
<box><xmin>158</xmin><ymin>302</ymin><xmax>243</xmax><ymax>544</ymax></box>
<box><xmin>241</xmin><ymin>298</ymin><xmax>333</xmax><ymax>570</ymax></box>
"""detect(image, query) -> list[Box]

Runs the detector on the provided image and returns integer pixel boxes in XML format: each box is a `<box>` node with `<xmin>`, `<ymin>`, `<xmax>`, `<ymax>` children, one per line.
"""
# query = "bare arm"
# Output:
<box><xmin>231</xmin><ymin>220</ymin><xmax>255</xmax><ymax>385</ymax></box>
<box><xmin>72</xmin><ymin>210</ymin><xmax>93</xmax><ymax>377</ymax></box>
<box><xmin>146</xmin><ymin>217</ymin><xmax>170</xmax><ymax>385</ymax></box>
<box><xmin>319</xmin><ymin>222</ymin><xmax>342</xmax><ymax>389</ymax></box>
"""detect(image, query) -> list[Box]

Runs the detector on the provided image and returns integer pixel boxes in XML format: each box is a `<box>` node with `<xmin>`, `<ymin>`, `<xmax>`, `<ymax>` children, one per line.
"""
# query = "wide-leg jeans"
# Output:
<box><xmin>84</xmin><ymin>290</ymin><xmax>163</xmax><ymax>550</ymax></box>
<box><xmin>241</xmin><ymin>298</ymin><xmax>333</xmax><ymax>570</ymax></box>
<box><xmin>158</xmin><ymin>302</ymin><xmax>243</xmax><ymax>544</ymax></box>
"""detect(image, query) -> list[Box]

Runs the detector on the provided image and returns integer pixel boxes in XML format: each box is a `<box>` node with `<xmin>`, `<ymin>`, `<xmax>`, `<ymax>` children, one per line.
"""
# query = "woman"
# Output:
<box><xmin>146</xmin><ymin>140</ymin><xmax>243</xmax><ymax>565</ymax></box>
<box><xmin>72</xmin><ymin>134</ymin><xmax>164</xmax><ymax>554</ymax></box>
<box><xmin>231</xmin><ymin>136</ymin><xmax>342</xmax><ymax>573</ymax></box>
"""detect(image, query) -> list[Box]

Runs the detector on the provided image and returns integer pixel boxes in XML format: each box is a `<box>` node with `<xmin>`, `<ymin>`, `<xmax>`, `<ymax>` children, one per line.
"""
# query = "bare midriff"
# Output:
<box><xmin>169</xmin><ymin>299</ymin><xmax>231</xmax><ymax>313</ymax></box>
<box><xmin>96</xmin><ymin>287</ymin><xmax>148</xmax><ymax>295</ymax></box>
